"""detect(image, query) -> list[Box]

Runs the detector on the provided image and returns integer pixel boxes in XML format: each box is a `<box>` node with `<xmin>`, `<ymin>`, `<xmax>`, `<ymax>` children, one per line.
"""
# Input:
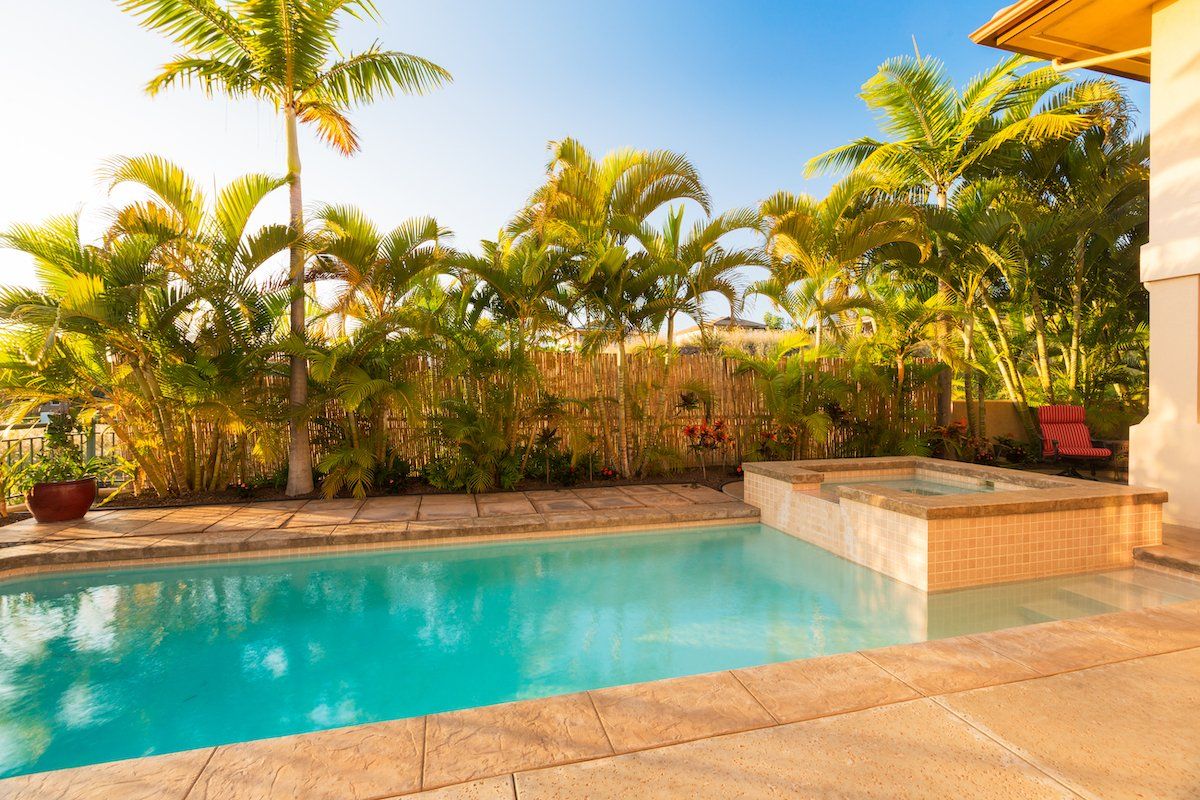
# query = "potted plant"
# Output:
<box><xmin>13</xmin><ymin>413</ymin><xmax>118</xmax><ymax>524</ymax></box>
<box><xmin>15</xmin><ymin>447</ymin><xmax>106</xmax><ymax>523</ymax></box>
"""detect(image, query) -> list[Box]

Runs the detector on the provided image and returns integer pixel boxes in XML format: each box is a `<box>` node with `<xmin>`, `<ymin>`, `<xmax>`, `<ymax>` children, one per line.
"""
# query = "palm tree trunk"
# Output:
<box><xmin>666</xmin><ymin>313</ymin><xmax>675</xmax><ymax>359</ymax></box>
<box><xmin>1028</xmin><ymin>288</ymin><xmax>1056</xmax><ymax>404</ymax></box>
<box><xmin>285</xmin><ymin>106</ymin><xmax>314</xmax><ymax>496</ymax></box>
<box><xmin>1068</xmin><ymin>237</ymin><xmax>1085</xmax><ymax>394</ymax></box>
<box><xmin>615</xmin><ymin>336</ymin><xmax>631</xmax><ymax>477</ymax></box>
<box><xmin>933</xmin><ymin>188</ymin><xmax>954</xmax><ymax>427</ymax></box>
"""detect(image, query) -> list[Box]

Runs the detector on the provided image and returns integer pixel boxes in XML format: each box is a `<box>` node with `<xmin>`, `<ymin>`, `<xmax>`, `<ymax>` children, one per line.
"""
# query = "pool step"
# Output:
<box><xmin>1017</xmin><ymin>591</ymin><xmax>1118</xmax><ymax>624</ymax></box>
<box><xmin>1090</xmin><ymin>570</ymin><xmax>1200</xmax><ymax>605</ymax></box>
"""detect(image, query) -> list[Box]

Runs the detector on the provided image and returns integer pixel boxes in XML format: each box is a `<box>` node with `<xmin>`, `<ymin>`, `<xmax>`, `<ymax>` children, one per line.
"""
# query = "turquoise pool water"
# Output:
<box><xmin>825</xmin><ymin>477</ymin><xmax>996</xmax><ymax>496</ymax></box>
<box><xmin>2</xmin><ymin>523</ymin><xmax>1198</xmax><ymax>777</ymax></box>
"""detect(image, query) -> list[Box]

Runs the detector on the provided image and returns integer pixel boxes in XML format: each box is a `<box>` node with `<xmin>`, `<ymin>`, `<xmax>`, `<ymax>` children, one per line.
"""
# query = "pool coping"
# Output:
<box><xmin>741</xmin><ymin>456</ymin><xmax>1167</xmax><ymax>519</ymax></box>
<box><xmin>3</xmin><ymin>597</ymin><xmax>1198</xmax><ymax>798</ymax></box>
<box><xmin>0</xmin><ymin>500</ymin><xmax>761</xmax><ymax>583</ymax></box>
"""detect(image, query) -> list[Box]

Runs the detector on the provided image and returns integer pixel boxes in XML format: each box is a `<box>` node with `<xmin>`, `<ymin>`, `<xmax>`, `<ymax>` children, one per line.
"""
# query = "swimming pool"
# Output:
<box><xmin>822</xmin><ymin>476</ymin><xmax>997</xmax><ymax>496</ymax></box>
<box><xmin>2</xmin><ymin>523</ymin><xmax>1197</xmax><ymax>777</ymax></box>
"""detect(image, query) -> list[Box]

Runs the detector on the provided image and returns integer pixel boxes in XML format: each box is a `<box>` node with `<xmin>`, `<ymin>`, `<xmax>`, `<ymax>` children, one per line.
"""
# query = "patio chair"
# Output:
<box><xmin>1035</xmin><ymin>405</ymin><xmax>1112</xmax><ymax>480</ymax></box>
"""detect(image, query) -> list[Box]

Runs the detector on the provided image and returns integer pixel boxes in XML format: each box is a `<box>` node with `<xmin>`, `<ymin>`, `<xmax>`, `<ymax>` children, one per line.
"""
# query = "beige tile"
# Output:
<box><xmin>353</xmin><ymin>495</ymin><xmax>422</xmax><ymax>523</ymax></box>
<box><xmin>285</xmin><ymin>498</ymin><xmax>364</xmax><ymax>527</ymax></box>
<box><xmin>528</xmin><ymin>496</ymin><xmax>592</xmax><ymax>513</ymax></box>
<box><xmin>572</xmin><ymin>489</ymin><xmax>643</xmax><ymax>510</ymax></box>
<box><xmin>733</xmin><ymin>652</ymin><xmax>919</xmax><ymax>723</ymax></box>
<box><xmin>0</xmin><ymin>748</ymin><xmax>215</xmax><ymax>800</ymax></box>
<box><xmin>589</xmin><ymin>672</ymin><xmax>774</xmax><ymax>753</ymax></box>
<box><xmin>662</xmin><ymin>484</ymin><xmax>734</xmax><ymax>504</ymax></box>
<box><xmin>1073</xmin><ymin>606</ymin><xmax>1200</xmax><ymax>656</ymax></box>
<box><xmin>941</xmin><ymin>648</ymin><xmax>1200</xmax><ymax>799</ymax></box>
<box><xmin>475</xmin><ymin>494</ymin><xmax>537</xmax><ymax>517</ymax></box>
<box><xmin>206</xmin><ymin>502</ymin><xmax>303</xmax><ymax>532</ymax></box>
<box><xmin>418</xmin><ymin>495</ymin><xmax>478</xmax><ymax>520</ymax></box>
<box><xmin>423</xmin><ymin>693</ymin><xmax>612</xmax><ymax>788</ymax></box>
<box><xmin>970</xmin><ymin>618</ymin><xmax>1143</xmax><ymax>675</ymax></box>
<box><xmin>514</xmin><ymin>699</ymin><xmax>1075</xmax><ymax>799</ymax></box>
<box><xmin>131</xmin><ymin>505</ymin><xmax>243</xmax><ymax>536</ymax></box>
<box><xmin>185</xmin><ymin>717</ymin><xmax>424</xmax><ymax>800</ymax></box>
<box><xmin>863</xmin><ymin>636</ymin><xmax>1039</xmax><ymax>696</ymax></box>
<box><xmin>398</xmin><ymin>776</ymin><xmax>514</xmax><ymax>800</ymax></box>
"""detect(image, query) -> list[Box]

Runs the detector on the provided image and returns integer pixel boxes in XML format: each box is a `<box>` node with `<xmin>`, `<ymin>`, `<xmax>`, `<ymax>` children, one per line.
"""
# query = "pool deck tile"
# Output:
<box><xmin>862</xmin><ymin>636</ymin><xmax>1039</xmax><ymax>696</ymax></box>
<box><xmin>588</xmin><ymin>671</ymin><xmax>776</xmax><ymax>753</ymax></box>
<box><xmin>570</xmin><ymin>488</ymin><xmax>645</xmax><ymax>510</ymax></box>
<box><xmin>732</xmin><ymin>652</ymin><xmax>919</xmax><ymax>723</ymax></box>
<box><xmin>353</xmin><ymin>495</ymin><xmax>422</xmax><ymax>523</ymax></box>
<box><xmin>205</xmin><ymin>501</ymin><xmax>305</xmax><ymax>532</ymax></box>
<box><xmin>1062</xmin><ymin>604</ymin><xmax>1200</xmax><ymax>656</ymax></box>
<box><xmin>967</xmin><ymin>617</ymin><xmax>1144</xmax><ymax>675</ymax></box>
<box><xmin>185</xmin><ymin>716</ymin><xmax>425</xmax><ymax>800</ymax></box>
<box><xmin>130</xmin><ymin>505</ymin><xmax>245</xmax><ymax>536</ymax></box>
<box><xmin>527</xmin><ymin>496</ymin><xmax>593</xmax><ymax>512</ymax></box>
<box><xmin>284</xmin><ymin>498</ymin><xmax>364</xmax><ymax>528</ymax></box>
<box><xmin>511</xmin><ymin>699</ymin><xmax>1077</xmax><ymax>800</ymax></box>
<box><xmin>939</xmin><ymin>648</ymin><xmax>1200</xmax><ymax>800</ymax></box>
<box><xmin>421</xmin><ymin>693</ymin><xmax>613</xmax><ymax>789</ymax></box>
<box><xmin>0</xmin><ymin>747</ymin><xmax>216</xmax><ymax>800</ymax></box>
<box><xmin>395</xmin><ymin>776</ymin><xmax>515</xmax><ymax>800</ymax></box>
<box><xmin>475</xmin><ymin>493</ymin><xmax>537</xmax><ymax>517</ymax></box>
<box><xmin>661</xmin><ymin>484</ymin><xmax>736</xmax><ymax>504</ymax></box>
<box><xmin>417</xmin><ymin>494</ymin><xmax>479</xmax><ymax>520</ymax></box>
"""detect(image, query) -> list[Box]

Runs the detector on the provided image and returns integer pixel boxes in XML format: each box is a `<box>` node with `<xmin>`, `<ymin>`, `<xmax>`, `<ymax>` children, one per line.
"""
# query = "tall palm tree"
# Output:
<box><xmin>618</xmin><ymin>205</ymin><xmax>764</xmax><ymax>354</ymax></box>
<box><xmin>807</xmin><ymin>53</ymin><xmax>1124</xmax><ymax>424</ymax></box>
<box><xmin>120</xmin><ymin>0</ymin><xmax>452</xmax><ymax>495</ymax></box>
<box><xmin>520</xmin><ymin>138</ymin><xmax>710</xmax><ymax>476</ymax></box>
<box><xmin>757</xmin><ymin>173</ymin><xmax>928</xmax><ymax>348</ymax></box>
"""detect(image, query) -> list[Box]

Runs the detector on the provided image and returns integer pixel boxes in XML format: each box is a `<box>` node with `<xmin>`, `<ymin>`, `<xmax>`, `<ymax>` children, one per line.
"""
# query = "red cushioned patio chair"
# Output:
<box><xmin>1035</xmin><ymin>405</ymin><xmax>1112</xmax><ymax>480</ymax></box>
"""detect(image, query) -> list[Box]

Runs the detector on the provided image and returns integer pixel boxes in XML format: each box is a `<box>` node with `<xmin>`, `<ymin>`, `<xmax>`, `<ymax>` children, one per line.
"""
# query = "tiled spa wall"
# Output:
<box><xmin>744</xmin><ymin>469</ymin><xmax>1162</xmax><ymax>592</ymax></box>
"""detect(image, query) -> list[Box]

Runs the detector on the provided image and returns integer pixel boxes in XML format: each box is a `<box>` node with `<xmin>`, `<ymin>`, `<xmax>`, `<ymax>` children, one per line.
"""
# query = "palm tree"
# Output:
<box><xmin>0</xmin><ymin>155</ymin><xmax>292</xmax><ymax>495</ymax></box>
<box><xmin>618</xmin><ymin>205</ymin><xmax>765</xmax><ymax>354</ymax></box>
<box><xmin>808</xmin><ymin>53</ymin><xmax>1124</xmax><ymax>424</ymax></box>
<box><xmin>757</xmin><ymin>173</ymin><xmax>928</xmax><ymax>348</ymax></box>
<box><xmin>520</xmin><ymin>138</ymin><xmax>710</xmax><ymax>476</ymax></box>
<box><xmin>120</xmin><ymin>0</ymin><xmax>452</xmax><ymax>495</ymax></box>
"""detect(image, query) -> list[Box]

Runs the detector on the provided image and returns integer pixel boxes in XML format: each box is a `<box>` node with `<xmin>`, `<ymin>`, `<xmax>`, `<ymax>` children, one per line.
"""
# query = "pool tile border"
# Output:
<box><xmin>5</xmin><ymin>598</ymin><xmax>1199</xmax><ymax>799</ymax></box>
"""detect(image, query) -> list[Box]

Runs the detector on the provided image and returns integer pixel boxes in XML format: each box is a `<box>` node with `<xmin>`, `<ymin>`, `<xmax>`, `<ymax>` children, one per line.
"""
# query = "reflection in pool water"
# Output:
<box><xmin>1</xmin><ymin>523</ymin><xmax>1196</xmax><ymax>777</ymax></box>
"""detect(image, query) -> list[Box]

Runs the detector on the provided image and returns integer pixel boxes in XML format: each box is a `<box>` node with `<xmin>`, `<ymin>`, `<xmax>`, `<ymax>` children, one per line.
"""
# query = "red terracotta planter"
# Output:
<box><xmin>26</xmin><ymin>478</ymin><xmax>97</xmax><ymax>524</ymax></box>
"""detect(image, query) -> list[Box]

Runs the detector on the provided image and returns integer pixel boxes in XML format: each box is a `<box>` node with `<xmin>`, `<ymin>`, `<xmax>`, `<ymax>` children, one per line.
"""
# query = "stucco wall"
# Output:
<box><xmin>1129</xmin><ymin>0</ymin><xmax>1200</xmax><ymax>526</ymax></box>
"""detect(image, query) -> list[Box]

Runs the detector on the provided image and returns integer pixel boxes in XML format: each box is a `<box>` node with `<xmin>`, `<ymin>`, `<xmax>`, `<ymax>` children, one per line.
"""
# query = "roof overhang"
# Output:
<box><xmin>971</xmin><ymin>0</ymin><xmax>1155</xmax><ymax>82</ymax></box>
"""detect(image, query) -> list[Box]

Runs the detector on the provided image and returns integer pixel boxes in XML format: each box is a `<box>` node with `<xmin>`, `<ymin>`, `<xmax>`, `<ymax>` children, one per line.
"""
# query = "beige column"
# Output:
<box><xmin>1129</xmin><ymin>0</ymin><xmax>1200</xmax><ymax>525</ymax></box>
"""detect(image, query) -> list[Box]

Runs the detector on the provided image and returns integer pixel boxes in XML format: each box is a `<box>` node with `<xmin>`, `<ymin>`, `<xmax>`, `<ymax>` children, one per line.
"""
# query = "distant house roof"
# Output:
<box><xmin>677</xmin><ymin>316</ymin><xmax>767</xmax><ymax>336</ymax></box>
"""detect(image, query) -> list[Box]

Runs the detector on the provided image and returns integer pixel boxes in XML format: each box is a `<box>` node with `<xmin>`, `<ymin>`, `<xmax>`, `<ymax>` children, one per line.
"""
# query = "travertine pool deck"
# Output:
<box><xmin>0</xmin><ymin>484</ymin><xmax>755</xmax><ymax>579</ymax></box>
<box><xmin>3</xmin><ymin>599</ymin><xmax>1198</xmax><ymax>799</ymax></box>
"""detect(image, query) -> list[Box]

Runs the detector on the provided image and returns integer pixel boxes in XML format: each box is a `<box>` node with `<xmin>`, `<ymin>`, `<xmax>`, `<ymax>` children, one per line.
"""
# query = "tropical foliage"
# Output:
<box><xmin>0</xmin><ymin>45</ymin><xmax>1150</xmax><ymax>496</ymax></box>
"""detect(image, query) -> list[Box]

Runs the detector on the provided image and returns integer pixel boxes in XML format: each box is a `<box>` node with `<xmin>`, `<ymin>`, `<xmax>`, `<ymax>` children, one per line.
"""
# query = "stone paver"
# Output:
<box><xmin>398</xmin><ymin>777</ymin><xmax>515</xmax><ymax>799</ymax></box>
<box><xmin>353</xmin><ymin>495</ymin><xmax>422</xmax><ymax>523</ymax></box>
<box><xmin>422</xmin><ymin>693</ymin><xmax>612</xmax><ymax>788</ymax></box>
<box><xmin>513</xmin><ymin>699</ymin><xmax>1077</xmax><ymax>799</ymax></box>
<box><xmin>417</xmin><ymin>494</ymin><xmax>478</xmax><ymax>520</ymax></box>
<box><xmin>940</xmin><ymin>648</ymin><xmax>1200</xmax><ymax>800</ymax></box>
<box><xmin>284</xmin><ymin>498</ymin><xmax>364</xmax><ymax>528</ymax></box>
<box><xmin>570</xmin><ymin>488</ymin><xmax>644</xmax><ymax>510</ymax></box>
<box><xmin>185</xmin><ymin>716</ymin><xmax>424</xmax><ymax>800</ymax></box>
<box><xmin>863</xmin><ymin>636</ymin><xmax>1039</xmax><ymax>696</ymax></box>
<box><xmin>732</xmin><ymin>652</ymin><xmax>919</xmax><ymax>723</ymax></box>
<box><xmin>475</xmin><ymin>493</ymin><xmax>536</xmax><ymax>517</ymax></box>
<box><xmin>967</xmin><ymin>617</ymin><xmax>1143</xmax><ymax>674</ymax></box>
<box><xmin>588</xmin><ymin>671</ymin><xmax>775</xmax><ymax>753</ymax></box>
<box><xmin>0</xmin><ymin>748</ymin><xmax>215</xmax><ymax>800</ymax></box>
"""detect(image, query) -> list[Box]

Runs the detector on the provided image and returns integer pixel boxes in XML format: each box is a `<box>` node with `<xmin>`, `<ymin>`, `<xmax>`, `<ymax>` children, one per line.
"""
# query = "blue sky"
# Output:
<box><xmin>0</xmin><ymin>0</ymin><xmax>1149</xmax><ymax>319</ymax></box>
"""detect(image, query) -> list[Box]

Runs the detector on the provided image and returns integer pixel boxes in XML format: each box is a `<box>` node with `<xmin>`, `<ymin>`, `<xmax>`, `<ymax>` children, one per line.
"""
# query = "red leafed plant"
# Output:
<box><xmin>684</xmin><ymin>419</ymin><xmax>732</xmax><ymax>479</ymax></box>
